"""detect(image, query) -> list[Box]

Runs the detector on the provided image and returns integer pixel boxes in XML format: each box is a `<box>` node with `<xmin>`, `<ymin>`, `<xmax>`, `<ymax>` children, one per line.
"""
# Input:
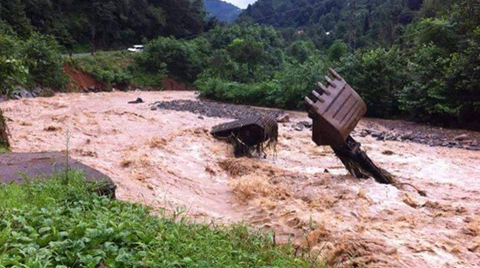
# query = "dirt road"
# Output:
<box><xmin>1</xmin><ymin>91</ymin><xmax>479</xmax><ymax>267</ymax></box>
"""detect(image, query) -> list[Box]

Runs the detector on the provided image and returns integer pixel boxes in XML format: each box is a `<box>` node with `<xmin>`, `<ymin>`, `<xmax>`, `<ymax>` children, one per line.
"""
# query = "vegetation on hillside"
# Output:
<box><xmin>240</xmin><ymin>0</ymin><xmax>424</xmax><ymax>48</ymax></box>
<box><xmin>0</xmin><ymin>173</ymin><xmax>314</xmax><ymax>267</ymax></box>
<box><xmin>205</xmin><ymin>0</ymin><xmax>243</xmax><ymax>23</ymax></box>
<box><xmin>195</xmin><ymin>0</ymin><xmax>480</xmax><ymax>129</ymax></box>
<box><xmin>0</xmin><ymin>22</ymin><xmax>66</xmax><ymax>96</ymax></box>
<box><xmin>0</xmin><ymin>0</ymin><xmax>206</xmax><ymax>52</ymax></box>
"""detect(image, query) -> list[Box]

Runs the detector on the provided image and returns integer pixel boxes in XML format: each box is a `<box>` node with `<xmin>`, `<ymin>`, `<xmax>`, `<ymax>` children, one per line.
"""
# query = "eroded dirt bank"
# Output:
<box><xmin>1</xmin><ymin>91</ymin><xmax>479</xmax><ymax>268</ymax></box>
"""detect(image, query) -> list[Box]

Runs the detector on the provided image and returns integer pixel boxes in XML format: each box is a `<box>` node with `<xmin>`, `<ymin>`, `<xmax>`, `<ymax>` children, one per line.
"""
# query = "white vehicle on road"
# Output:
<box><xmin>127</xmin><ymin>45</ymin><xmax>144</xmax><ymax>53</ymax></box>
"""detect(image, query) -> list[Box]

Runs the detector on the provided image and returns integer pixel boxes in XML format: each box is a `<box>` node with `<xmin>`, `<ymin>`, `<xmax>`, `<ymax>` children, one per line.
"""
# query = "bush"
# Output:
<box><xmin>0</xmin><ymin>57</ymin><xmax>28</xmax><ymax>97</ymax></box>
<box><xmin>327</xmin><ymin>40</ymin><xmax>348</xmax><ymax>62</ymax></box>
<box><xmin>137</xmin><ymin>37</ymin><xmax>207</xmax><ymax>83</ymax></box>
<box><xmin>0</xmin><ymin>31</ymin><xmax>66</xmax><ymax>93</ymax></box>
<box><xmin>0</xmin><ymin>174</ymin><xmax>311</xmax><ymax>267</ymax></box>
<box><xmin>272</xmin><ymin>56</ymin><xmax>329</xmax><ymax>110</ymax></box>
<box><xmin>70</xmin><ymin>51</ymin><xmax>167</xmax><ymax>89</ymax></box>
<box><xmin>197</xmin><ymin>56</ymin><xmax>329</xmax><ymax>110</ymax></box>
<box><xmin>196</xmin><ymin>77</ymin><xmax>279</xmax><ymax>107</ymax></box>
<box><xmin>22</xmin><ymin>33</ymin><xmax>67</xmax><ymax>89</ymax></box>
<box><xmin>288</xmin><ymin>40</ymin><xmax>318</xmax><ymax>63</ymax></box>
<box><xmin>399</xmin><ymin>44</ymin><xmax>454</xmax><ymax>121</ymax></box>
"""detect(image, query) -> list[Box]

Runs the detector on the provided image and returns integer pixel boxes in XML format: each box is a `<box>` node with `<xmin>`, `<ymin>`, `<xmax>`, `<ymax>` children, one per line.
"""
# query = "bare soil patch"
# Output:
<box><xmin>64</xmin><ymin>63</ymin><xmax>107</xmax><ymax>91</ymax></box>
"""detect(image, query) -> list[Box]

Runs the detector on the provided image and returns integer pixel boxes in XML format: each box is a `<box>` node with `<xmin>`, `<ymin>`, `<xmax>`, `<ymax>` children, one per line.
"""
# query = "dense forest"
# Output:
<box><xmin>239</xmin><ymin>0</ymin><xmax>424</xmax><ymax>48</ymax></box>
<box><xmin>0</xmin><ymin>0</ymin><xmax>206</xmax><ymax>51</ymax></box>
<box><xmin>1</xmin><ymin>0</ymin><xmax>480</xmax><ymax>129</ymax></box>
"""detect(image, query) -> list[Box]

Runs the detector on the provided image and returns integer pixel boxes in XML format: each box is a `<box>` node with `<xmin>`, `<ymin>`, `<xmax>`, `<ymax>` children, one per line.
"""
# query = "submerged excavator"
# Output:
<box><xmin>211</xmin><ymin>68</ymin><xmax>395</xmax><ymax>185</ymax></box>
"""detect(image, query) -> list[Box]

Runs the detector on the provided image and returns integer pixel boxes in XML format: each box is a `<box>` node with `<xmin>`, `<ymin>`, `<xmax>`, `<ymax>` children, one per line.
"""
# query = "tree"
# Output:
<box><xmin>327</xmin><ymin>40</ymin><xmax>348</xmax><ymax>62</ymax></box>
<box><xmin>0</xmin><ymin>0</ymin><xmax>32</xmax><ymax>37</ymax></box>
<box><xmin>340</xmin><ymin>47</ymin><xmax>407</xmax><ymax>118</ymax></box>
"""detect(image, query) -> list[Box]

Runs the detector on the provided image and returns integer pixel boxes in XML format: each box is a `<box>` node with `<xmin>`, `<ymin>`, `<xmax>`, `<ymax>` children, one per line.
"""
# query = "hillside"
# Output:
<box><xmin>0</xmin><ymin>0</ymin><xmax>206</xmax><ymax>51</ymax></box>
<box><xmin>205</xmin><ymin>0</ymin><xmax>242</xmax><ymax>23</ymax></box>
<box><xmin>240</xmin><ymin>0</ymin><xmax>424</xmax><ymax>48</ymax></box>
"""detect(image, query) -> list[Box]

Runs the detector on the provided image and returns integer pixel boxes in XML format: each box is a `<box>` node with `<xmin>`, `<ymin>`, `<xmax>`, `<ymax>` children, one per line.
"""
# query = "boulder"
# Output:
<box><xmin>454</xmin><ymin>134</ymin><xmax>469</xmax><ymax>141</ymax></box>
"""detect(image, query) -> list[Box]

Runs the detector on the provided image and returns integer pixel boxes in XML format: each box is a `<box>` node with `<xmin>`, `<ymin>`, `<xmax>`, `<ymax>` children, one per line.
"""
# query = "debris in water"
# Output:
<box><xmin>276</xmin><ymin>113</ymin><xmax>290</xmax><ymax>123</ymax></box>
<box><xmin>211</xmin><ymin>115</ymin><xmax>278</xmax><ymax>157</ymax></box>
<box><xmin>128</xmin><ymin>97</ymin><xmax>144</xmax><ymax>104</ymax></box>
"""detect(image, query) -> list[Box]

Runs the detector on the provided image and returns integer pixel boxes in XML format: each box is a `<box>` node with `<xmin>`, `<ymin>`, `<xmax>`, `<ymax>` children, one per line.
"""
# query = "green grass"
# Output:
<box><xmin>0</xmin><ymin>172</ymin><xmax>314</xmax><ymax>267</ymax></box>
<box><xmin>67</xmin><ymin>51</ymin><xmax>164</xmax><ymax>89</ymax></box>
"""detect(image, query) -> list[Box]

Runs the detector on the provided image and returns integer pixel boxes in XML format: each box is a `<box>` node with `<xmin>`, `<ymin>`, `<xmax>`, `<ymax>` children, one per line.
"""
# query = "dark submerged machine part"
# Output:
<box><xmin>332</xmin><ymin>136</ymin><xmax>393</xmax><ymax>184</ymax></box>
<box><xmin>306</xmin><ymin>68</ymin><xmax>393</xmax><ymax>184</ymax></box>
<box><xmin>211</xmin><ymin>115</ymin><xmax>278</xmax><ymax>157</ymax></box>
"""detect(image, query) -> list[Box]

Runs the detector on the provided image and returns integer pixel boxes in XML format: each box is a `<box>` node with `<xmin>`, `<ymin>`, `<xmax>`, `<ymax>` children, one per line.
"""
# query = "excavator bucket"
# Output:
<box><xmin>305</xmin><ymin>68</ymin><xmax>367</xmax><ymax>146</ymax></box>
<box><xmin>305</xmin><ymin>69</ymin><xmax>394</xmax><ymax>185</ymax></box>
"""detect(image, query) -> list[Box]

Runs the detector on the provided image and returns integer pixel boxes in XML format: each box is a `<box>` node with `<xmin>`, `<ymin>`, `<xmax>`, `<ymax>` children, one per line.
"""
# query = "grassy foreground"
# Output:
<box><xmin>0</xmin><ymin>172</ymin><xmax>312</xmax><ymax>267</ymax></box>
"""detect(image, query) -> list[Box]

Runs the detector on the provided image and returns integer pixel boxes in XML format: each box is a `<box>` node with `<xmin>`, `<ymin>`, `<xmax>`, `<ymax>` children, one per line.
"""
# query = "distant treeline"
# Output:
<box><xmin>0</xmin><ymin>0</ymin><xmax>206</xmax><ymax>51</ymax></box>
<box><xmin>239</xmin><ymin>0</ymin><xmax>428</xmax><ymax>49</ymax></box>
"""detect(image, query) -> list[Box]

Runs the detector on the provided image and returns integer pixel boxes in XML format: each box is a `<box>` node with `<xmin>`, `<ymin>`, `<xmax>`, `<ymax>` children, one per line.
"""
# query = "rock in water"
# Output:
<box><xmin>454</xmin><ymin>134</ymin><xmax>469</xmax><ymax>141</ymax></box>
<box><xmin>128</xmin><ymin>98</ymin><xmax>144</xmax><ymax>104</ymax></box>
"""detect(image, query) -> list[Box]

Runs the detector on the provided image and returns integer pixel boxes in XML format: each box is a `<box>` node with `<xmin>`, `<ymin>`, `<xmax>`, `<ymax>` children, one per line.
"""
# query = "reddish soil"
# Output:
<box><xmin>63</xmin><ymin>63</ymin><xmax>106</xmax><ymax>91</ymax></box>
<box><xmin>161</xmin><ymin>78</ymin><xmax>196</xmax><ymax>91</ymax></box>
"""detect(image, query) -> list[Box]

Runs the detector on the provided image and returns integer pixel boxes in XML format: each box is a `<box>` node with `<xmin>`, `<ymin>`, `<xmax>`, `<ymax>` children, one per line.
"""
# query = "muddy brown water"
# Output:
<box><xmin>1</xmin><ymin>91</ymin><xmax>479</xmax><ymax>268</ymax></box>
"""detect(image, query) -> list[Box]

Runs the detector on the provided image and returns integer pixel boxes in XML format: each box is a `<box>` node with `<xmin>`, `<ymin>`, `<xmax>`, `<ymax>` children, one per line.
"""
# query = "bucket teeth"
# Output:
<box><xmin>312</xmin><ymin>90</ymin><xmax>325</xmax><ymax>103</ymax></box>
<box><xmin>324</xmin><ymin>76</ymin><xmax>336</xmax><ymax>88</ymax></box>
<box><xmin>328</xmin><ymin>68</ymin><xmax>343</xmax><ymax>81</ymax></box>
<box><xmin>317</xmin><ymin>82</ymin><xmax>330</xmax><ymax>95</ymax></box>
<box><xmin>305</xmin><ymin>96</ymin><xmax>315</xmax><ymax>106</ymax></box>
